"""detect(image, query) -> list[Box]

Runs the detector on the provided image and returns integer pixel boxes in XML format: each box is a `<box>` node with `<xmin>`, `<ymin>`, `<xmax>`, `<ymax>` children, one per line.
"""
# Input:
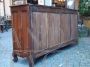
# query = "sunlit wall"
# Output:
<box><xmin>0</xmin><ymin>0</ymin><xmax>11</xmax><ymax>17</ymax></box>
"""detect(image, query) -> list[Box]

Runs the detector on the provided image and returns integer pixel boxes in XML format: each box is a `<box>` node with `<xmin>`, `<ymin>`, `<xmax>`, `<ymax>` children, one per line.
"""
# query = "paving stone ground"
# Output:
<box><xmin>0</xmin><ymin>29</ymin><xmax>90</xmax><ymax>67</ymax></box>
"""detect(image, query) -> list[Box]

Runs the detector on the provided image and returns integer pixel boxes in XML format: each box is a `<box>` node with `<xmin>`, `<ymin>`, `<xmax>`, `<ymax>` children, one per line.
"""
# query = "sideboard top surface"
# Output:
<box><xmin>11</xmin><ymin>4</ymin><xmax>78</xmax><ymax>14</ymax></box>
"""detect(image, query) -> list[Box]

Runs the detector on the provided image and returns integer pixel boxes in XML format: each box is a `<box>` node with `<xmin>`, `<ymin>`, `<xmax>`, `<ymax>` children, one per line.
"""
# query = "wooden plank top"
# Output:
<box><xmin>11</xmin><ymin>4</ymin><xmax>78</xmax><ymax>14</ymax></box>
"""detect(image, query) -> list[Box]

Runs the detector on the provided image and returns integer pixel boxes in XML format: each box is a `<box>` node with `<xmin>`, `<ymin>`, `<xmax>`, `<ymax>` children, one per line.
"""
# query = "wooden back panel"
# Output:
<box><xmin>71</xmin><ymin>14</ymin><xmax>78</xmax><ymax>40</ymax></box>
<box><xmin>31</xmin><ymin>12</ymin><xmax>61</xmax><ymax>53</ymax></box>
<box><xmin>31</xmin><ymin>12</ymin><xmax>76</xmax><ymax>55</ymax></box>
<box><xmin>60</xmin><ymin>14</ymin><xmax>71</xmax><ymax>44</ymax></box>
<box><xmin>48</xmin><ymin>13</ymin><xmax>61</xmax><ymax>48</ymax></box>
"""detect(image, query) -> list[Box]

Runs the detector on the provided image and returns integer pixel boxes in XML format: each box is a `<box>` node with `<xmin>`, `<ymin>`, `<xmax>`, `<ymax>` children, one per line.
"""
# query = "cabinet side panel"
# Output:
<box><xmin>11</xmin><ymin>5</ymin><xmax>30</xmax><ymax>57</ymax></box>
<box><xmin>20</xmin><ymin>7</ymin><xmax>30</xmax><ymax>55</ymax></box>
<box><xmin>11</xmin><ymin>8</ymin><xmax>22</xmax><ymax>55</ymax></box>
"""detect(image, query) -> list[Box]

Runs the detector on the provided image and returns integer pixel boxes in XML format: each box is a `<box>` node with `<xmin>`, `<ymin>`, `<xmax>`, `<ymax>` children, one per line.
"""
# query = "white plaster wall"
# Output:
<box><xmin>0</xmin><ymin>0</ymin><xmax>11</xmax><ymax>16</ymax></box>
<box><xmin>5</xmin><ymin>0</ymin><xmax>11</xmax><ymax>16</ymax></box>
<box><xmin>0</xmin><ymin>2</ymin><xmax>4</xmax><ymax>16</ymax></box>
<box><xmin>67</xmin><ymin>0</ymin><xmax>75</xmax><ymax>9</ymax></box>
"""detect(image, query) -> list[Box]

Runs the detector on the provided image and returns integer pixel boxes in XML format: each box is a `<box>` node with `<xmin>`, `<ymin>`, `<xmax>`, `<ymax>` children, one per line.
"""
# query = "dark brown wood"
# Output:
<box><xmin>11</xmin><ymin>4</ymin><xmax>78</xmax><ymax>67</ymax></box>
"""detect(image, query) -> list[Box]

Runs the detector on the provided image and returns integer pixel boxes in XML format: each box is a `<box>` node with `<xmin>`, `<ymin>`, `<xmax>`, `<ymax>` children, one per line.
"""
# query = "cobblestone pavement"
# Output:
<box><xmin>0</xmin><ymin>29</ymin><xmax>90</xmax><ymax>67</ymax></box>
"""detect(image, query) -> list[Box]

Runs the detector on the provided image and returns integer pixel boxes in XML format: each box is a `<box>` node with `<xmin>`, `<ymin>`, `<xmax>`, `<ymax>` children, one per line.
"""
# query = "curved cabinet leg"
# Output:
<box><xmin>13</xmin><ymin>54</ymin><xmax>18</xmax><ymax>62</ymax></box>
<box><xmin>27</xmin><ymin>54</ymin><xmax>34</xmax><ymax>67</ymax></box>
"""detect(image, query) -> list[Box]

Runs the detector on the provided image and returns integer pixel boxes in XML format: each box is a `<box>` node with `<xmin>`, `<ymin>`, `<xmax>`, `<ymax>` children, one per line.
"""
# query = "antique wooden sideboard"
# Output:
<box><xmin>11</xmin><ymin>4</ymin><xmax>78</xmax><ymax>67</ymax></box>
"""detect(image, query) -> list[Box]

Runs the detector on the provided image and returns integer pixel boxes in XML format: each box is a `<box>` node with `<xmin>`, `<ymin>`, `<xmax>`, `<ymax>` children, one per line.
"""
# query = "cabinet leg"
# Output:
<box><xmin>27</xmin><ymin>54</ymin><xmax>34</xmax><ymax>67</ymax></box>
<box><xmin>13</xmin><ymin>54</ymin><xmax>18</xmax><ymax>62</ymax></box>
<box><xmin>0</xmin><ymin>25</ymin><xmax>3</xmax><ymax>33</ymax></box>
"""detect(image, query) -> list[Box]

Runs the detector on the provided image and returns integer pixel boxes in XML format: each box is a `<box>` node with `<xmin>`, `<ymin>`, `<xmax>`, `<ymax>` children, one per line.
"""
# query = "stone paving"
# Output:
<box><xmin>0</xmin><ymin>29</ymin><xmax>90</xmax><ymax>67</ymax></box>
